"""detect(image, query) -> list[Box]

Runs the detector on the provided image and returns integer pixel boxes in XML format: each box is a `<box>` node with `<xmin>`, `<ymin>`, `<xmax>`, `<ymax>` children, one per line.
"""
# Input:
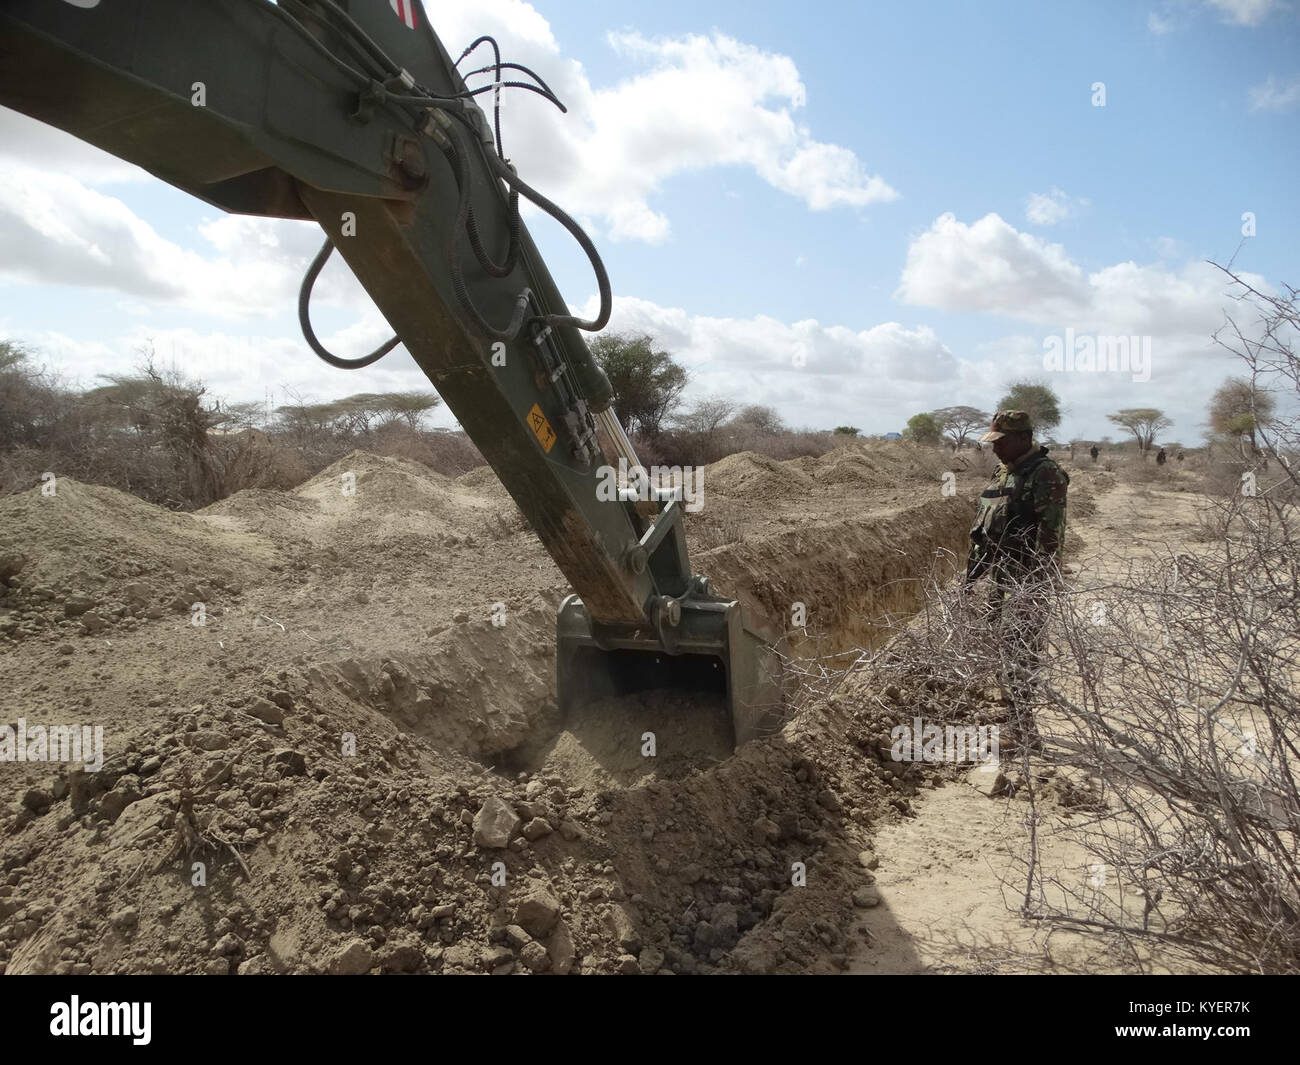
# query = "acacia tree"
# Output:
<box><xmin>730</xmin><ymin>404</ymin><xmax>785</xmax><ymax>435</ymax></box>
<box><xmin>674</xmin><ymin>397</ymin><xmax>736</xmax><ymax>436</ymax></box>
<box><xmin>903</xmin><ymin>412</ymin><xmax>943</xmax><ymax>445</ymax></box>
<box><xmin>1212</xmin><ymin>266</ymin><xmax>1299</xmax><ymax>492</ymax></box>
<box><xmin>85</xmin><ymin>358</ymin><xmax>225</xmax><ymax>505</ymax></box>
<box><xmin>589</xmin><ymin>332</ymin><xmax>687</xmax><ymax>436</ymax></box>
<box><xmin>1107</xmin><ymin>408</ymin><xmax>1172</xmax><ymax>454</ymax></box>
<box><xmin>274</xmin><ymin>391</ymin><xmax>440</xmax><ymax>438</ymax></box>
<box><xmin>996</xmin><ymin>382</ymin><xmax>1062</xmax><ymax>436</ymax></box>
<box><xmin>931</xmin><ymin>405</ymin><xmax>989</xmax><ymax>449</ymax></box>
<box><xmin>1208</xmin><ymin>377</ymin><xmax>1275</xmax><ymax>457</ymax></box>
<box><xmin>374</xmin><ymin>391</ymin><xmax>441</xmax><ymax>430</ymax></box>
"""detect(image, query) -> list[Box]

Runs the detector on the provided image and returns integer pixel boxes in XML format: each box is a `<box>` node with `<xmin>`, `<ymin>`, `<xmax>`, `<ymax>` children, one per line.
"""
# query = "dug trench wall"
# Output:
<box><xmin>703</xmin><ymin>498</ymin><xmax>974</xmax><ymax>657</ymax></box>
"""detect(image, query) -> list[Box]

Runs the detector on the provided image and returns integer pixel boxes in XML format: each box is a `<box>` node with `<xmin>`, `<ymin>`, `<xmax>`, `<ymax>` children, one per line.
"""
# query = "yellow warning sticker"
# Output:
<box><xmin>526</xmin><ymin>403</ymin><xmax>557</xmax><ymax>453</ymax></box>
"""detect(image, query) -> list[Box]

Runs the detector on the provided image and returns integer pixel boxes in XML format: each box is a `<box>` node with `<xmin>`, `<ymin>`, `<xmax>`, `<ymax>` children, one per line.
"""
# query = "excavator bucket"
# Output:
<box><xmin>556</xmin><ymin>593</ymin><xmax>788</xmax><ymax>748</ymax></box>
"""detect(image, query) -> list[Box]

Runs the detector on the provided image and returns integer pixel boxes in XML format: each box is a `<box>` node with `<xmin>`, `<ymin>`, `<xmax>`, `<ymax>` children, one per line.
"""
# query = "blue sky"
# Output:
<box><xmin>1</xmin><ymin>0</ymin><xmax>1297</xmax><ymax>443</ymax></box>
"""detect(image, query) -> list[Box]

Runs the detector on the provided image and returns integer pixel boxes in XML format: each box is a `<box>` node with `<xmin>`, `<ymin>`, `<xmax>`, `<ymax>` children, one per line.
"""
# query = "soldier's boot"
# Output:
<box><xmin>1001</xmin><ymin>700</ymin><xmax>1044</xmax><ymax>757</ymax></box>
<box><xmin>1018</xmin><ymin>718</ymin><xmax>1045</xmax><ymax>755</ymax></box>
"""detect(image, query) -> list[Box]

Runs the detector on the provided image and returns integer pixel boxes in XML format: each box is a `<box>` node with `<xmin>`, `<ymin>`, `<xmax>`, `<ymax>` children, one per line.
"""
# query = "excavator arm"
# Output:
<box><xmin>0</xmin><ymin>0</ymin><xmax>785</xmax><ymax>744</ymax></box>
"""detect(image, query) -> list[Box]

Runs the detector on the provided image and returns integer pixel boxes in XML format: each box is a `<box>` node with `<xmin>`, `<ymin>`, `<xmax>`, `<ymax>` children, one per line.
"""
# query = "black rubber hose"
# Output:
<box><xmin>458</xmin><ymin>35</ymin><xmax>503</xmax><ymax>158</ymax></box>
<box><xmin>484</xmin><ymin>153</ymin><xmax>611</xmax><ymax>332</ymax></box>
<box><xmin>387</xmin><ymin>82</ymin><xmax>567</xmax><ymax>110</ymax></box>
<box><xmin>308</xmin><ymin>0</ymin><xmax>400</xmax><ymax>77</ymax></box>
<box><xmin>280</xmin><ymin>0</ymin><xmax>390</xmax><ymax>82</ymax></box>
<box><xmin>463</xmin><ymin>61</ymin><xmax>564</xmax><ymax>109</ymax></box>
<box><xmin>441</xmin><ymin>125</ymin><xmax>532</xmax><ymax>341</ymax></box>
<box><xmin>259</xmin><ymin>1</ymin><xmax>371</xmax><ymax>87</ymax></box>
<box><xmin>462</xmin><ymin>98</ymin><xmax>522</xmax><ymax>283</ymax></box>
<box><xmin>465</xmin><ymin>187</ymin><xmax>521</xmax><ymax>278</ymax></box>
<box><xmin>298</xmin><ymin>240</ymin><xmax>401</xmax><ymax>369</ymax></box>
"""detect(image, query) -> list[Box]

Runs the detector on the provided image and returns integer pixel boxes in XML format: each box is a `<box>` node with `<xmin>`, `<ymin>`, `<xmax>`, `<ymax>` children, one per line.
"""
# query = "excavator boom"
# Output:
<box><xmin>0</xmin><ymin>0</ymin><xmax>786</xmax><ymax>744</ymax></box>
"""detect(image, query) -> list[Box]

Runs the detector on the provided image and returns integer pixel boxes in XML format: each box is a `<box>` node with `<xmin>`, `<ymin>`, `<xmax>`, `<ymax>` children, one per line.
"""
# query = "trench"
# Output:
<box><xmin>494</xmin><ymin>495</ymin><xmax>976</xmax><ymax>784</ymax></box>
<box><xmin>308</xmin><ymin>495</ymin><xmax>975</xmax><ymax>782</ymax></box>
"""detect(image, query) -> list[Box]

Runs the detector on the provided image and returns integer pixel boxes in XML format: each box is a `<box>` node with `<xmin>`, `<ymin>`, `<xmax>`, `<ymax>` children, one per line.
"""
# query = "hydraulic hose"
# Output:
<box><xmin>441</xmin><ymin>122</ymin><xmax>532</xmax><ymax>341</ymax></box>
<box><xmin>298</xmin><ymin>240</ymin><xmax>401</xmax><ymax>369</ymax></box>
<box><xmin>485</xmin><ymin>153</ymin><xmax>611</xmax><ymax>333</ymax></box>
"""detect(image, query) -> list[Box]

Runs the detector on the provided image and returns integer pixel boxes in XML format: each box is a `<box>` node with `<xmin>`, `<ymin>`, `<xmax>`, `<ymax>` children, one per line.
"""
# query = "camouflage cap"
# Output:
<box><xmin>980</xmin><ymin>409</ymin><xmax>1033</xmax><ymax>442</ymax></box>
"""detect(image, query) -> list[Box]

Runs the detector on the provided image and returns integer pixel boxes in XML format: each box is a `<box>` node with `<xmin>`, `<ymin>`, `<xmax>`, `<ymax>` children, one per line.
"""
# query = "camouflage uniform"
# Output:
<box><xmin>966</xmin><ymin>411</ymin><xmax>1069</xmax><ymax>750</ymax></box>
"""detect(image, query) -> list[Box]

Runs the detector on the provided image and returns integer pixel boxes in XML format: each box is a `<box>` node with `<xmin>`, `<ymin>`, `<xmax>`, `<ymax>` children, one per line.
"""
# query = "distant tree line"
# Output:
<box><xmin>0</xmin><ymin>339</ymin><xmax>478</xmax><ymax>509</ymax></box>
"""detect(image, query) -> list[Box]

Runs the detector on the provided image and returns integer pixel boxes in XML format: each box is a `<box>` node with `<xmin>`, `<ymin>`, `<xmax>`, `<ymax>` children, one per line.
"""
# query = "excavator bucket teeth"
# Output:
<box><xmin>556</xmin><ymin>594</ymin><xmax>788</xmax><ymax>748</ymax></box>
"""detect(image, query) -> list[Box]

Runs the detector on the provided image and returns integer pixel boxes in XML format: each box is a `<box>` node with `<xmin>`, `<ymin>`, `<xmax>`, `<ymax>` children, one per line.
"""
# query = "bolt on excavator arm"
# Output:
<box><xmin>0</xmin><ymin>0</ymin><xmax>786</xmax><ymax>744</ymax></box>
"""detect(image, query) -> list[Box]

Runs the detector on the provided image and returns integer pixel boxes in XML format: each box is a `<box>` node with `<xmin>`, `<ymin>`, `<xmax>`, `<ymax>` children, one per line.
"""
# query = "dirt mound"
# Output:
<box><xmin>811</xmin><ymin>448</ymin><xmax>892</xmax><ymax>489</ymax></box>
<box><xmin>302</xmin><ymin>603</ymin><xmax>560</xmax><ymax>761</ymax></box>
<box><xmin>812</xmin><ymin>441</ymin><xmax>975</xmax><ymax>486</ymax></box>
<box><xmin>0</xmin><ymin>479</ymin><xmax>264</xmax><ymax>641</ymax></box>
<box><xmin>706</xmin><ymin>452</ymin><xmax>814</xmax><ymax>502</ymax></box>
<box><xmin>0</xmin><ymin>665</ymin><xmax>919</xmax><ymax>976</ymax></box>
<box><xmin>455</xmin><ymin>465</ymin><xmax>501</xmax><ymax>489</ymax></box>
<box><xmin>704</xmin><ymin>497</ymin><xmax>974</xmax><ymax>654</ymax></box>
<box><xmin>200</xmin><ymin>490</ymin><xmax>323</xmax><ymax>543</ymax></box>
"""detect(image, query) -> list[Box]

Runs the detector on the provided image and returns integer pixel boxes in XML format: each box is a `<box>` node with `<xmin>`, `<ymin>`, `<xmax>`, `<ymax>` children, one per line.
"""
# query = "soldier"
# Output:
<box><xmin>966</xmin><ymin>410</ymin><xmax>1069</xmax><ymax>755</ymax></box>
<box><xmin>1089</xmin><ymin>444</ymin><xmax>1099</xmax><ymax>463</ymax></box>
<box><xmin>1156</xmin><ymin>447</ymin><xmax>1167</xmax><ymax>466</ymax></box>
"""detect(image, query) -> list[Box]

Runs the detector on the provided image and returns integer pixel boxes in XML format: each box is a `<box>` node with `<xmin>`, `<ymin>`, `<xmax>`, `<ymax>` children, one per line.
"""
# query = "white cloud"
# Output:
<box><xmin>25</xmin><ymin>324</ymin><xmax>440</xmax><ymax>423</ymax></box>
<box><xmin>897</xmin><ymin>213</ymin><xmax>1088</xmax><ymax>322</ymax></box>
<box><xmin>1025</xmin><ymin>187</ymin><xmax>1086</xmax><ymax>226</ymax></box>
<box><xmin>1205</xmin><ymin>0</ymin><xmax>1279</xmax><ymax>25</ymax></box>
<box><xmin>1249</xmin><ymin>74</ymin><xmax>1300</xmax><ymax>111</ymax></box>
<box><xmin>1147</xmin><ymin>10</ymin><xmax>1177</xmax><ymax>34</ymax></box>
<box><xmin>576</xmin><ymin>289</ymin><xmax>1264</xmax><ymax>441</ymax></box>
<box><xmin>897</xmin><ymin>211</ymin><xmax>1262</xmax><ymax>338</ymax></box>
<box><xmin>571</xmin><ymin>292</ymin><xmax>971</xmax><ymax>431</ymax></box>
<box><xmin>0</xmin><ymin>163</ymin><xmax>377</xmax><ymax>318</ymax></box>
<box><xmin>425</xmin><ymin>2</ymin><xmax>897</xmax><ymax>242</ymax></box>
<box><xmin>1147</xmin><ymin>0</ymin><xmax>1279</xmax><ymax>33</ymax></box>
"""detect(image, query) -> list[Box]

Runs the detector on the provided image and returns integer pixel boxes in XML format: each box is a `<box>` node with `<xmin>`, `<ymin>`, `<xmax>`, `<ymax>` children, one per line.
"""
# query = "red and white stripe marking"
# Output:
<box><xmin>389</xmin><ymin>0</ymin><xmax>417</xmax><ymax>29</ymax></box>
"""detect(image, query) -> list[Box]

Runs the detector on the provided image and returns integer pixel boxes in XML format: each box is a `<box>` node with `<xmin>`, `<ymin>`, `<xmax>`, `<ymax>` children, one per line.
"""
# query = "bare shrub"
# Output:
<box><xmin>858</xmin><ymin>534</ymin><xmax>1299</xmax><ymax>973</ymax></box>
<box><xmin>219</xmin><ymin>430</ymin><xmax>311</xmax><ymax>495</ymax></box>
<box><xmin>1121</xmin><ymin>460</ymin><xmax>1163</xmax><ymax>485</ymax></box>
<box><xmin>372</xmin><ymin>423</ymin><xmax>483</xmax><ymax>476</ymax></box>
<box><xmin>1189</xmin><ymin>498</ymin><xmax>1233</xmax><ymax>542</ymax></box>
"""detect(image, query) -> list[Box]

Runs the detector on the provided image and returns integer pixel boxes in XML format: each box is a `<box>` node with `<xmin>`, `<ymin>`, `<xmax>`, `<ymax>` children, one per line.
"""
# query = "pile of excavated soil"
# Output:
<box><xmin>1</xmin><ymin>445</ymin><xmax>981</xmax><ymax>974</ymax></box>
<box><xmin>0</xmin><ymin>480</ymin><xmax>266</xmax><ymax>641</ymax></box>
<box><xmin>707</xmin><ymin>453</ymin><xmax>815</xmax><ymax>503</ymax></box>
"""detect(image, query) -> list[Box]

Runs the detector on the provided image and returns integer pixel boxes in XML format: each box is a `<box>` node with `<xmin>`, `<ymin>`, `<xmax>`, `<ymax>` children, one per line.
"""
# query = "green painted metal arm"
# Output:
<box><xmin>0</xmin><ymin>0</ymin><xmax>694</xmax><ymax>629</ymax></box>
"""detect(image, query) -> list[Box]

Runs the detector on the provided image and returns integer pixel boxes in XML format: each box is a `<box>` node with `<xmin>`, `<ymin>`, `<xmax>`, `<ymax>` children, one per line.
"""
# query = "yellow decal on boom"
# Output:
<box><xmin>526</xmin><ymin>403</ymin><xmax>557</xmax><ymax>453</ymax></box>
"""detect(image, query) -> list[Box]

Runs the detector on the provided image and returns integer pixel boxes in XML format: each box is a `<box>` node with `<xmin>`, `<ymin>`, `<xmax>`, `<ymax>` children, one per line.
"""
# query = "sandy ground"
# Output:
<box><xmin>847</xmin><ymin>461</ymin><xmax>1210</xmax><ymax>975</ymax></box>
